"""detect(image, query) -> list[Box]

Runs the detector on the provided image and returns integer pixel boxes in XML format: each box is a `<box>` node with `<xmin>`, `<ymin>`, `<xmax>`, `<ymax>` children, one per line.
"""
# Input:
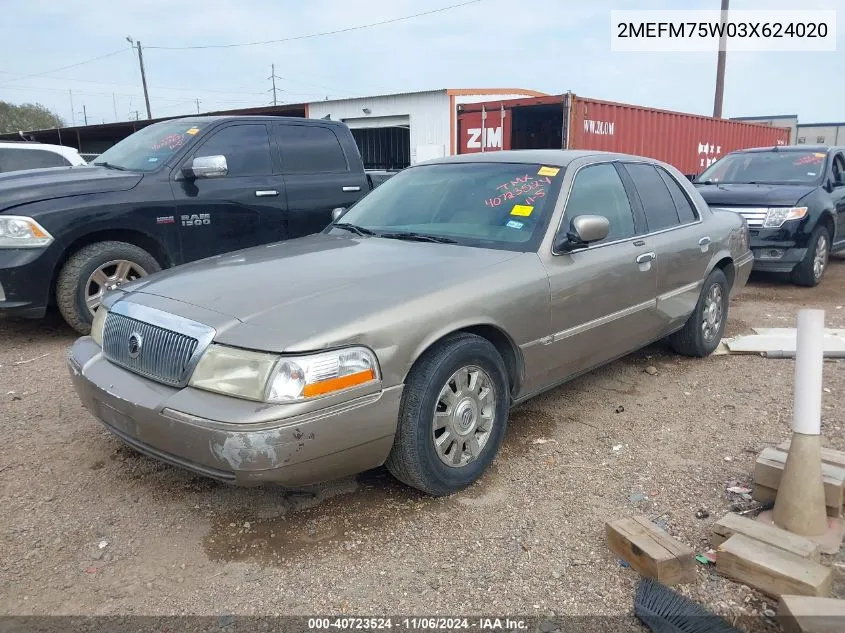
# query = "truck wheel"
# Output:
<box><xmin>56</xmin><ymin>241</ymin><xmax>161</xmax><ymax>335</ymax></box>
<box><xmin>669</xmin><ymin>268</ymin><xmax>729</xmax><ymax>358</ymax></box>
<box><xmin>386</xmin><ymin>333</ymin><xmax>509</xmax><ymax>497</ymax></box>
<box><xmin>790</xmin><ymin>225</ymin><xmax>830</xmax><ymax>287</ymax></box>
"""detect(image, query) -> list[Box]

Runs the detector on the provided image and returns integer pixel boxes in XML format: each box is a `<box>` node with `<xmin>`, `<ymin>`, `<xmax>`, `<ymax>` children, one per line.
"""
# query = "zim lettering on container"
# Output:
<box><xmin>181</xmin><ymin>213</ymin><xmax>211</xmax><ymax>227</ymax></box>
<box><xmin>466</xmin><ymin>126</ymin><xmax>504</xmax><ymax>150</ymax></box>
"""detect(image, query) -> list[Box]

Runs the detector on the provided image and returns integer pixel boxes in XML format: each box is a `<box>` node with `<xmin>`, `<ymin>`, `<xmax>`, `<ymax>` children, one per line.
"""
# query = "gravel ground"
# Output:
<box><xmin>1</xmin><ymin>261</ymin><xmax>843</xmax><ymax>631</ymax></box>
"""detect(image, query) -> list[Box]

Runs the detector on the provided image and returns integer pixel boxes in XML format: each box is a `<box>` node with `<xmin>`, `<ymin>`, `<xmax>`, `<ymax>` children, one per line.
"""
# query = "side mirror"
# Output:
<box><xmin>331</xmin><ymin>207</ymin><xmax>346</xmax><ymax>221</ymax></box>
<box><xmin>181</xmin><ymin>155</ymin><xmax>228</xmax><ymax>179</ymax></box>
<box><xmin>554</xmin><ymin>214</ymin><xmax>610</xmax><ymax>252</ymax></box>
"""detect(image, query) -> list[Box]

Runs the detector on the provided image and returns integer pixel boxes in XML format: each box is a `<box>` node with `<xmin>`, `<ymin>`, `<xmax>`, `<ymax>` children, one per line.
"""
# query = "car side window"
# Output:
<box><xmin>624</xmin><ymin>163</ymin><xmax>681</xmax><ymax>232</ymax></box>
<box><xmin>193</xmin><ymin>124</ymin><xmax>272</xmax><ymax>177</ymax></box>
<box><xmin>561</xmin><ymin>163</ymin><xmax>635</xmax><ymax>244</ymax></box>
<box><xmin>0</xmin><ymin>148</ymin><xmax>70</xmax><ymax>172</ymax></box>
<box><xmin>656</xmin><ymin>166</ymin><xmax>699</xmax><ymax>224</ymax></box>
<box><xmin>833</xmin><ymin>153</ymin><xmax>845</xmax><ymax>184</ymax></box>
<box><xmin>276</xmin><ymin>124</ymin><xmax>349</xmax><ymax>173</ymax></box>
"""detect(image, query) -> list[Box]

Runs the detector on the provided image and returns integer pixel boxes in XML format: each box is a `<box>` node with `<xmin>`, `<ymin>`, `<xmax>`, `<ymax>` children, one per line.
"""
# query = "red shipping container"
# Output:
<box><xmin>456</xmin><ymin>94</ymin><xmax>790</xmax><ymax>176</ymax></box>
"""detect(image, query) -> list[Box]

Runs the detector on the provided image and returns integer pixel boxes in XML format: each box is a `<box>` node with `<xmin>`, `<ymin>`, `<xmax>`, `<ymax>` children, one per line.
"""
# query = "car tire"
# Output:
<box><xmin>669</xmin><ymin>268</ymin><xmax>729</xmax><ymax>358</ymax></box>
<box><xmin>790</xmin><ymin>225</ymin><xmax>830</xmax><ymax>287</ymax></box>
<box><xmin>385</xmin><ymin>333</ymin><xmax>509</xmax><ymax>497</ymax></box>
<box><xmin>56</xmin><ymin>241</ymin><xmax>160</xmax><ymax>335</ymax></box>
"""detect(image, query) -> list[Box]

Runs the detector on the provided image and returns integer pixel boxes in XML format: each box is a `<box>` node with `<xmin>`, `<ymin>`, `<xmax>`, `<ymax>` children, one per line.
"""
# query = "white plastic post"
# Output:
<box><xmin>772</xmin><ymin>308</ymin><xmax>828</xmax><ymax>536</ymax></box>
<box><xmin>791</xmin><ymin>309</ymin><xmax>824</xmax><ymax>435</ymax></box>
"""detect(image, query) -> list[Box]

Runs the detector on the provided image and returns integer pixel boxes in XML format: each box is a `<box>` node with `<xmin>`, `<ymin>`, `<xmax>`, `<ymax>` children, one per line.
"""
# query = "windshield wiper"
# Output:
<box><xmin>378</xmin><ymin>231</ymin><xmax>458</xmax><ymax>244</ymax></box>
<box><xmin>332</xmin><ymin>222</ymin><xmax>376</xmax><ymax>236</ymax></box>
<box><xmin>93</xmin><ymin>161</ymin><xmax>128</xmax><ymax>171</ymax></box>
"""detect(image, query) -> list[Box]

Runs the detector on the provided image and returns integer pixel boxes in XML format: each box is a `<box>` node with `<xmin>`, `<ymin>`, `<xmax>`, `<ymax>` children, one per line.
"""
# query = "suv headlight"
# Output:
<box><xmin>763</xmin><ymin>207</ymin><xmax>808</xmax><ymax>228</ymax></box>
<box><xmin>0</xmin><ymin>216</ymin><xmax>54</xmax><ymax>248</ymax></box>
<box><xmin>90</xmin><ymin>306</ymin><xmax>108</xmax><ymax>346</ymax></box>
<box><xmin>189</xmin><ymin>344</ymin><xmax>380</xmax><ymax>403</ymax></box>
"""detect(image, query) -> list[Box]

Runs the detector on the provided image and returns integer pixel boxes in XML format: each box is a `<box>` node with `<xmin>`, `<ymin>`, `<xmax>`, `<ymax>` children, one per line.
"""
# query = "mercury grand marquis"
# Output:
<box><xmin>68</xmin><ymin>150</ymin><xmax>753</xmax><ymax>496</ymax></box>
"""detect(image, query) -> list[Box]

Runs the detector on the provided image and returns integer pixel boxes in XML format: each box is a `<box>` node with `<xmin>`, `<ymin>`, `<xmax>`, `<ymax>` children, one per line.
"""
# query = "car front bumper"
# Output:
<box><xmin>750</xmin><ymin>241</ymin><xmax>806</xmax><ymax>273</ymax></box>
<box><xmin>68</xmin><ymin>337</ymin><xmax>402</xmax><ymax>486</ymax></box>
<box><xmin>0</xmin><ymin>247</ymin><xmax>57</xmax><ymax>318</ymax></box>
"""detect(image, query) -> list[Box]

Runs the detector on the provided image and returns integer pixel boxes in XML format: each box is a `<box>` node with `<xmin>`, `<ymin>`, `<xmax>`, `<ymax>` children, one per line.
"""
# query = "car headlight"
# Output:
<box><xmin>90</xmin><ymin>306</ymin><xmax>108</xmax><ymax>346</ymax></box>
<box><xmin>763</xmin><ymin>207</ymin><xmax>808</xmax><ymax>228</ymax></box>
<box><xmin>0</xmin><ymin>216</ymin><xmax>54</xmax><ymax>248</ymax></box>
<box><xmin>188</xmin><ymin>344</ymin><xmax>379</xmax><ymax>403</ymax></box>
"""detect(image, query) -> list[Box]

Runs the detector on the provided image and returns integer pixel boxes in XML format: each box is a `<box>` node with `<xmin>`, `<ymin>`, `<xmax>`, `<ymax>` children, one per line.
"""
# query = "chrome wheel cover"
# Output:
<box><xmin>84</xmin><ymin>259</ymin><xmax>148</xmax><ymax>316</ymax></box>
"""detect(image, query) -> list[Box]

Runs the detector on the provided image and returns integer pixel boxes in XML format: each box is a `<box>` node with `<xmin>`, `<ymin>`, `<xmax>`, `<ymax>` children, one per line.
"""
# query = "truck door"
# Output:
<box><xmin>830</xmin><ymin>151</ymin><xmax>845</xmax><ymax>249</ymax></box>
<box><xmin>171</xmin><ymin>122</ymin><xmax>286</xmax><ymax>263</ymax></box>
<box><xmin>619</xmin><ymin>162</ymin><xmax>712</xmax><ymax>334</ymax></box>
<box><xmin>274</xmin><ymin>122</ymin><xmax>369</xmax><ymax>239</ymax></box>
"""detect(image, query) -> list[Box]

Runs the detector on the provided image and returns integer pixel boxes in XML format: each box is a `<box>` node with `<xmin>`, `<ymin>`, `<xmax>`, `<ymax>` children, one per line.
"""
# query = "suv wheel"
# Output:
<box><xmin>669</xmin><ymin>268</ymin><xmax>729</xmax><ymax>357</ymax></box>
<box><xmin>791</xmin><ymin>225</ymin><xmax>830</xmax><ymax>287</ymax></box>
<box><xmin>386</xmin><ymin>333</ymin><xmax>509</xmax><ymax>496</ymax></box>
<box><xmin>56</xmin><ymin>241</ymin><xmax>161</xmax><ymax>334</ymax></box>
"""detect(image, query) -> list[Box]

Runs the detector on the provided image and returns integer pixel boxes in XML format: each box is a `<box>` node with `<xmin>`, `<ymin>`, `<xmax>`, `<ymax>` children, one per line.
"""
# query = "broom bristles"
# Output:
<box><xmin>634</xmin><ymin>577</ymin><xmax>742</xmax><ymax>633</ymax></box>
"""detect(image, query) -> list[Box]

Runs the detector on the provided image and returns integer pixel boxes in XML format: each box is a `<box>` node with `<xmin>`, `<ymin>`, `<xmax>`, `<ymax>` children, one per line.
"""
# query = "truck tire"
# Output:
<box><xmin>56</xmin><ymin>241</ymin><xmax>161</xmax><ymax>335</ymax></box>
<box><xmin>669</xmin><ymin>268</ymin><xmax>729</xmax><ymax>358</ymax></box>
<box><xmin>385</xmin><ymin>333</ymin><xmax>509</xmax><ymax>497</ymax></box>
<box><xmin>790</xmin><ymin>225</ymin><xmax>830</xmax><ymax>287</ymax></box>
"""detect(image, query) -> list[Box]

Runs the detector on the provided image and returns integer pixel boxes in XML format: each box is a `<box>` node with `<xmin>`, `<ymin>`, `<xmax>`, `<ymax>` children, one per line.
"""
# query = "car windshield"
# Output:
<box><xmin>93</xmin><ymin>120</ymin><xmax>208</xmax><ymax>172</ymax></box>
<box><xmin>329</xmin><ymin>162</ymin><xmax>565</xmax><ymax>252</ymax></box>
<box><xmin>697</xmin><ymin>150</ymin><xmax>827</xmax><ymax>185</ymax></box>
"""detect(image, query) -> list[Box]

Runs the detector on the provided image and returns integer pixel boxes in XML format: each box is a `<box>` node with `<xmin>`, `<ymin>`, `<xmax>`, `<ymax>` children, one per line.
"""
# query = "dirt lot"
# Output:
<box><xmin>1</xmin><ymin>261</ymin><xmax>844</xmax><ymax>629</ymax></box>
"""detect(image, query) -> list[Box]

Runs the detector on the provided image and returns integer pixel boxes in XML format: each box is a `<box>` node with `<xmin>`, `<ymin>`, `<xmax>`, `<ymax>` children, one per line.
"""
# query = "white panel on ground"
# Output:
<box><xmin>723</xmin><ymin>328</ymin><xmax>845</xmax><ymax>358</ymax></box>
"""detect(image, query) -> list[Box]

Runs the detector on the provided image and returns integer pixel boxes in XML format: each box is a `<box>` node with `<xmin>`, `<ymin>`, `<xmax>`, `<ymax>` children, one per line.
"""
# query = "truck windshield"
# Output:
<box><xmin>93</xmin><ymin>120</ymin><xmax>208</xmax><ymax>172</ymax></box>
<box><xmin>329</xmin><ymin>162</ymin><xmax>564</xmax><ymax>252</ymax></box>
<box><xmin>697</xmin><ymin>150</ymin><xmax>827</xmax><ymax>185</ymax></box>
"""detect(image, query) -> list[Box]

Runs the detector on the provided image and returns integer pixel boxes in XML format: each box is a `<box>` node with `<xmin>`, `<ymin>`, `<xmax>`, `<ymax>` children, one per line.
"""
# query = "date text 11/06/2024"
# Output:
<box><xmin>307</xmin><ymin>617</ymin><xmax>529</xmax><ymax>630</ymax></box>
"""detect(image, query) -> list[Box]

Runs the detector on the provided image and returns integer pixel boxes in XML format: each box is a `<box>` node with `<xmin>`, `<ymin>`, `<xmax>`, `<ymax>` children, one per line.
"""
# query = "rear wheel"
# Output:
<box><xmin>669</xmin><ymin>268</ymin><xmax>729</xmax><ymax>358</ymax></box>
<box><xmin>791</xmin><ymin>225</ymin><xmax>830</xmax><ymax>287</ymax></box>
<box><xmin>386</xmin><ymin>333</ymin><xmax>509</xmax><ymax>496</ymax></box>
<box><xmin>56</xmin><ymin>241</ymin><xmax>160</xmax><ymax>334</ymax></box>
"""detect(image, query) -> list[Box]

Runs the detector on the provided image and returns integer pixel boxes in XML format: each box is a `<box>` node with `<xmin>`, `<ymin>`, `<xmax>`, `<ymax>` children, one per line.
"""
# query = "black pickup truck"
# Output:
<box><xmin>0</xmin><ymin>116</ymin><xmax>393</xmax><ymax>333</ymax></box>
<box><xmin>694</xmin><ymin>145</ymin><xmax>845</xmax><ymax>286</ymax></box>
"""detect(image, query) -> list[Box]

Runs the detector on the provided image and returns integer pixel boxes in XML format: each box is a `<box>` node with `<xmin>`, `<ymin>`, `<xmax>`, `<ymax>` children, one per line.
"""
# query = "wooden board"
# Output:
<box><xmin>711</xmin><ymin>513</ymin><xmax>821</xmax><ymax>561</ymax></box>
<box><xmin>716</xmin><ymin>534</ymin><xmax>832</xmax><ymax>599</ymax></box>
<box><xmin>752</xmin><ymin>483</ymin><xmax>841</xmax><ymax>518</ymax></box>
<box><xmin>754</xmin><ymin>447</ymin><xmax>845</xmax><ymax>512</ymax></box>
<box><xmin>777</xmin><ymin>442</ymin><xmax>845</xmax><ymax>469</ymax></box>
<box><xmin>777</xmin><ymin>595</ymin><xmax>845</xmax><ymax>633</ymax></box>
<box><xmin>606</xmin><ymin>515</ymin><xmax>696</xmax><ymax>585</ymax></box>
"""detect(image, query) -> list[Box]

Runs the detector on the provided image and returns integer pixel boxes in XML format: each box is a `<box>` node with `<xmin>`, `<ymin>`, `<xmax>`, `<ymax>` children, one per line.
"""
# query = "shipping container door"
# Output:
<box><xmin>457</xmin><ymin>106</ymin><xmax>511</xmax><ymax>154</ymax></box>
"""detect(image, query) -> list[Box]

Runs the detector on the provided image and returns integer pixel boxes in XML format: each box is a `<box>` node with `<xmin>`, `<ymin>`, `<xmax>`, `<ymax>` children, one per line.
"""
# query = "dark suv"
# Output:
<box><xmin>694</xmin><ymin>145</ymin><xmax>845</xmax><ymax>286</ymax></box>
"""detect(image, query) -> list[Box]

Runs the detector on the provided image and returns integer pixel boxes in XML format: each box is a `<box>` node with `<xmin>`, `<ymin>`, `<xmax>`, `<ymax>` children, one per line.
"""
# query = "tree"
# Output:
<box><xmin>0</xmin><ymin>101</ymin><xmax>65</xmax><ymax>134</ymax></box>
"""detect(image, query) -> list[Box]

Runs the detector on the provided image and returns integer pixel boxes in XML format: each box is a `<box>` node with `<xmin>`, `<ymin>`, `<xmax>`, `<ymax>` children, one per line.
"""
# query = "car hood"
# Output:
<box><xmin>121</xmin><ymin>233</ymin><xmax>522</xmax><ymax>351</ymax></box>
<box><xmin>694</xmin><ymin>183</ymin><xmax>817</xmax><ymax>207</ymax></box>
<box><xmin>0</xmin><ymin>166</ymin><xmax>143</xmax><ymax>212</ymax></box>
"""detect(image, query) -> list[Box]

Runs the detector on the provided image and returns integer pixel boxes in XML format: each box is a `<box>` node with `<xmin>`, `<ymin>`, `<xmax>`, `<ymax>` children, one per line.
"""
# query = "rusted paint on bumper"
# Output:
<box><xmin>68</xmin><ymin>337</ymin><xmax>402</xmax><ymax>486</ymax></box>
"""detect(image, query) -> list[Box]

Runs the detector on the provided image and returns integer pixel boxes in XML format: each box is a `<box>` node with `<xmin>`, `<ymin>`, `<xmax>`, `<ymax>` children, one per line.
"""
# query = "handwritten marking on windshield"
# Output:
<box><xmin>485</xmin><ymin>175</ymin><xmax>551</xmax><ymax>208</ymax></box>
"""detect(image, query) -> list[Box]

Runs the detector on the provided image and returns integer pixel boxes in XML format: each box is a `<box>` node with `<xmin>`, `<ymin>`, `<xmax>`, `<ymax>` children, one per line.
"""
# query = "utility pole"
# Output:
<box><xmin>69</xmin><ymin>90</ymin><xmax>76</xmax><ymax>126</ymax></box>
<box><xmin>112</xmin><ymin>93</ymin><xmax>118</xmax><ymax>121</ymax></box>
<box><xmin>267</xmin><ymin>64</ymin><xmax>282</xmax><ymax>106</ymax></box>
<box><xmin>712</xmin><ymin>0</ymin><xmax>729</xmax><ymax>118</ymax></box>
<box><xmin>127</xmin><ymin>36</ymin><xmax>152</xmax><ymax>119</ymax></box>
<box><xmin>80</xmin><ymin>104</ymin><xmax>88</xmax><ymax>126</ymax></box>
<box><xmin>196</xmin><ymin>98</ymin><xmax>201</xmax><ymax>114</ymax></box>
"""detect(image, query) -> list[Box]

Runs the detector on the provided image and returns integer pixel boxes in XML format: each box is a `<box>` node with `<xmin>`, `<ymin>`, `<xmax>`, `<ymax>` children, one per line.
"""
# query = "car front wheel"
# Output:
<box><xmin>386</xmin><ymin>333</ymin><xmax>509</xmax><ymax>496</ymax></box>
<box><xmin>791</xmin><ymin>225</ymin><xmax>830</xmax><ymax>287</ymax></box>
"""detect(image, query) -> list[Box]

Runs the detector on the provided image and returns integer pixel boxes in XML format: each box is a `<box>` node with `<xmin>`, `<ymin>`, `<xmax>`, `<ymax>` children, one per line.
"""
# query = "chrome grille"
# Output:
<box><xmin>102</xmin><ymin>310</ymin><xmax>203</xmax><ymax>386</ymax></box>
<box><xmin>710</xmin><ymin>206</ymin><xmax>767</xmax><ymax>228</ymax></box>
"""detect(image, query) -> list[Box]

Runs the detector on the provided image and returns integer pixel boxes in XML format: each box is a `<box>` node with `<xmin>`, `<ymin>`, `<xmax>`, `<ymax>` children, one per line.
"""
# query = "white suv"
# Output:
<box><xmin>0</xmin><ymin>141</ymin><xmax>87</xmax><ymax>173</ymax></box>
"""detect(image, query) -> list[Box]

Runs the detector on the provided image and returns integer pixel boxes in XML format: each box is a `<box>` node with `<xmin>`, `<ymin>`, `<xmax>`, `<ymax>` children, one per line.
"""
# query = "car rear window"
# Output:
<box><xmin>332</xmin><ymin>162</ymin><xmax>565</xmax><ymax>252</ymax></box>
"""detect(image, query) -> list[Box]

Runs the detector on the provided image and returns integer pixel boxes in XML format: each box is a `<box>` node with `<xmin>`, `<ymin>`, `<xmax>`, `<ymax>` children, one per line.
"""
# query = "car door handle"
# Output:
<box><xmin>342</xmin><ymin>185</ymin><xmax>361</xmax><ymax>192</ymax></box>
<box><xmin>255</xmin><ymin>190</ymin><xmax>279</xmax><ymax>197</ymax></box>
<box><xmin>699</xmin><ymin>236</ymin><xmax>712</xmax><ymax>246</ymax></box>
<box><xmin>636</xmin><ymin>252</ymin><xmax>656</xmax><ymax>264</ymax></box>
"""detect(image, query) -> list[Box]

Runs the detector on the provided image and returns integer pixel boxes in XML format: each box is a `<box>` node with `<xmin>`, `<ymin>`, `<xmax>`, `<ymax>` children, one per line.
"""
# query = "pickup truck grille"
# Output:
<box><xmin>102</xmin><ymin>312</ymin><xmax>200</xmax><ymax>387</ymax></box>
<box><xmin>710</xmin><ymin>207</ymin><xmax>768</xmax><ymax>229</ymax></box>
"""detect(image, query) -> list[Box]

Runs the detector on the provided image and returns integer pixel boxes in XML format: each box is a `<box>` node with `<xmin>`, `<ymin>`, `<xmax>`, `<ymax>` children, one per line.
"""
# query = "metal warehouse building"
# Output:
<box><xmin>0</xmin><ymin>87</ymin><xmax>543</xmax><ymax>170</ymax></box>
<box><xmin>731</xmin><ymin>114</ymin><xmax>845</xmax><ymax>147</ymax></box>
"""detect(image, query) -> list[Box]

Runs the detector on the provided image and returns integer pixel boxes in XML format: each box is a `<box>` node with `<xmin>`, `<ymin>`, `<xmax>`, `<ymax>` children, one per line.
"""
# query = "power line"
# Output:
<box><xmin>145</xmin><ymin>0</ymin><xmax>482</xmax><ymax>50</ymax></box>
<box><xmin>0</xmin><ymin>48</ymin><xmax>128</xmax><ymax>86</ymax></box>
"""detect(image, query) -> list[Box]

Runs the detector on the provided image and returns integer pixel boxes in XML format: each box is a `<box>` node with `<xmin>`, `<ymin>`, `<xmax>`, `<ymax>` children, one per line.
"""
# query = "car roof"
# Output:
<box><xmin>149</xmin><ymin>115</ymin><xmax>344</xmax><ymax>127</ymax></box>
<box><xmin>730</xmin><ymin>145</ymin><xmax>844</xmax><ymax>154</ymax></box>
<box><xmin>421</xmin><ymin>149</ymin><xmax>647</xmax><ymax>167</ymax></box>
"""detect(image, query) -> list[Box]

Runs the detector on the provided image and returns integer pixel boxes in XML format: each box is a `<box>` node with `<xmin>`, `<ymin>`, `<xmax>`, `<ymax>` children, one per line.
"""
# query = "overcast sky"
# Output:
<box><xmin>0</xmin><ymin>0</ymin><xmax>841</xmax><ymax>127</ymax></box>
